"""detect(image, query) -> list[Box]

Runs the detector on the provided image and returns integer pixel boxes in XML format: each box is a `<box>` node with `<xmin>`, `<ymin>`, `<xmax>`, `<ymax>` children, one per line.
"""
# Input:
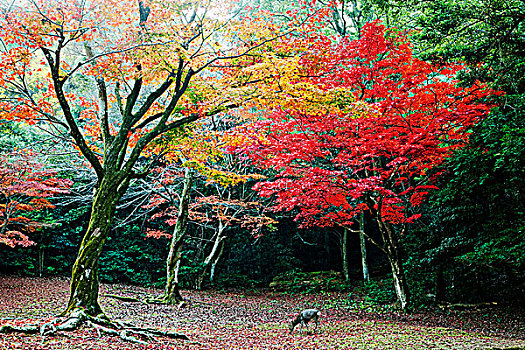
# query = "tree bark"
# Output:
<box><xmin>376</xmin><ymin>218</ymin><xmax>410</xmax><ymax>310</ymax></box>
<box><xmin>358</xmin><ymin>213</ymin><xmax>370</xmax><ymax>283</ymax></box>
<box><xmin>38</xmin><ymin>247</ymin><xmax>45</xmax><ymax>277</ymax></box>
<box><xmin>436</xmin><ymin>265</ymin><xmax>445</xmax><ymax>301</ymax></box>
<box><xmin>209</xmin><ymin>240</ymin><xmax>225</xmax><ymax>284</ymax></box>
<box><xmin>163</xmin><ymin>169</ymin><xmax>193</xmax><ymax>304</ymax></box>
<box><xmin>342</xmin><ymin>227</ymin><xmax>349</xmax><ymax>280</ymax></box>
<box><xmin>389</xmin><ymin>253</ymin><xmax>409</xmax><ymax>310</ymax></box>
<box><xmin>62</xmin><ymin>180</ymin><xmax>122</xmax><ymax>316</ymax></box>
<box><xmin>197</xmin><ymin>222</ymin><xmax>226</xmax><ymax>290</ymax></box>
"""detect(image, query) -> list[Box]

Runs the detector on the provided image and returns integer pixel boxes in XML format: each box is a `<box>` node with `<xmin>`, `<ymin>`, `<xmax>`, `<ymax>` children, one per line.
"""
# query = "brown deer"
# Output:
<box><xmin>289</xmin><ymin>309</ymin><xmax>321</xmax><ymax>334</ymax></box>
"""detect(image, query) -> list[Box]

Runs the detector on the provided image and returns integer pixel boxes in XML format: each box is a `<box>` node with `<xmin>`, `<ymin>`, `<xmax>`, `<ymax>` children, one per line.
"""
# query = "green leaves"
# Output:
<box><xmin>414</xmin><ymin>0</ymin><xmax>525</xmax><ymax>94</ymax></box>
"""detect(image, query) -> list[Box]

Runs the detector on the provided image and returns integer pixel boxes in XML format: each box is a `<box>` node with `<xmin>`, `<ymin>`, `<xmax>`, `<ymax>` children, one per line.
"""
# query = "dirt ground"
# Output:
<box><xmin>1</xmin><ymin>276</ymin><xmax>524</xmax><ymax>349</ymax></box>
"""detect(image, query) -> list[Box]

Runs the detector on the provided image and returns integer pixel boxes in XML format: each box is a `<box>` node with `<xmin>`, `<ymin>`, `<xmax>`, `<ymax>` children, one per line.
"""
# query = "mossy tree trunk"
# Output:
<box><xmin>63</xmin><ymin>176</ymin><xmax>128</xmax><ymax>316</ymax></box>
<box><xmin>163</xmin><ymin>169</ymin><xmax>194</xmax><ymax>304</ymax></box>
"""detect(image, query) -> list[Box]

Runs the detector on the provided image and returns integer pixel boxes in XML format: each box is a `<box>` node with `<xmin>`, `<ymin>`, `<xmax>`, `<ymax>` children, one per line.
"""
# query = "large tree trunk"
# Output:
<box><xmin>163</xmin><ymin>169</ymin><xmax>194</xmax><ymax>304</ymax></box>
<box><xmin>62</xmin><ymin>182</ymin><xmax>121</xmax><ymax>316</ymax></box>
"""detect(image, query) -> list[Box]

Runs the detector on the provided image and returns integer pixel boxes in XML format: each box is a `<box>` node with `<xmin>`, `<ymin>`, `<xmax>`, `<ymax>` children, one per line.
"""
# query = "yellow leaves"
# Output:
<box><xmin>2</xmin><ymin>0</ymin><xmax>358</xmax><ymax>188</ymax></box>
<box><xmin>186</xmin><ymin>161</ymin><xmax>257</xmax><ymax>188</ymax></box>
<box><xmin>224</xmin><ymin>51</ymin><xmax>357</xmax><ymax>116</ymax></box>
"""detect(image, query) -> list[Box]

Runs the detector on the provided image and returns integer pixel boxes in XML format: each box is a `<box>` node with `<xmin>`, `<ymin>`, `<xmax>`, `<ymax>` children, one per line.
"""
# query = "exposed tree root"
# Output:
<box><xmin>104</xmin><ymin>293</ymin><xmax>143</xmax><ymax>303</ymax></box>
<box><xmin>145</xmin><ymin>296</ymin><xmax>187</xmax><ymax>308</ymax></box>
<box><xmin>438</xmin><ymin>302</ymin><xmax>498</xmax><ymax>311</ymax></box>
<box><xmin>105</xmin><ymin>293</ymin><xmax>187</xmax><ymax>308</ymax></box>
<box><xmin>147</xmin><ymin>294</ymin><xmax>216</xmax><ymax>307</ymax></box>
<box><xmin>104</xmin><ymin>291</ymin><xmax>218</xmax><ymax>310</ymax></box>
<box><xmin>0</xmin><ymin>308</ymin><xmax>188</xmax><ymax>345</ymax></box>
<box><xmin>0</xmin><ymin>323</ymin><xmax>40</xmax><ymax>334</ymax></box>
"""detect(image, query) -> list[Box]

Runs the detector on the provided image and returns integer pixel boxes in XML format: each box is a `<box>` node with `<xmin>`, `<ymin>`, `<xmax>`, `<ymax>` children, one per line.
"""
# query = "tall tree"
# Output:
<box><xmin>0</xmin><ymin>0</ymin><xmax>315</xmax><ymax>318</ymax></box>
<box><xmin>234</xmin><ymin>21</ymin><xmax>497</xmax><ymax>309</ymax></box>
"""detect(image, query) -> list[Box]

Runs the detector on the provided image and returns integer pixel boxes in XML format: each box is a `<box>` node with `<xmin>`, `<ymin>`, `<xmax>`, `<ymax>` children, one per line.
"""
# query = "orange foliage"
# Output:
<box><xmin>0</xmin><ymin>0</ymin><xmax>332</xmax><ymax>179</ymax></box>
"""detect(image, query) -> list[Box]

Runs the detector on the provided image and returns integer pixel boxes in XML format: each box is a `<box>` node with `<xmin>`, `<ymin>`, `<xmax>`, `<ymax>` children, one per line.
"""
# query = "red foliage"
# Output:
<box><xmin>234</xmin><ymin>21</ymin><xmax>499</xmax><ymax>229</ymax></box>
<box><xmin>0</xmin><ymin>155</ymin><xmax>72</xmax><ymax>247</ymax></box>
<box><xmin>146</xmin><ymin>193</ymin><xmax>276</xmax><ymax>239</ymax></box>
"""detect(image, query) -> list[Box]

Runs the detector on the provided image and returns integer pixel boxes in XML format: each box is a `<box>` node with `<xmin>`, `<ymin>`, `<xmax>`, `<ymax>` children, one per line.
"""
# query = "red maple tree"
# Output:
<box><xmin>0</xmin><ymin>154</ymin><xmax>72</xmax><ymax>248</ymax></box>
<box><xmin>234</xmin><ymin>21</ymin><xmax>499</xmax><ymax>309</ymax></box>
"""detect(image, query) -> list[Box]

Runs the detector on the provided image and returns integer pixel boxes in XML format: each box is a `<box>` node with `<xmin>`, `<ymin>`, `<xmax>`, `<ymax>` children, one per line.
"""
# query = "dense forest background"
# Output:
<box><xmin>1</xmin><ymin>0</ymin><xmax>524</xmax><ymax>310</ymax></box>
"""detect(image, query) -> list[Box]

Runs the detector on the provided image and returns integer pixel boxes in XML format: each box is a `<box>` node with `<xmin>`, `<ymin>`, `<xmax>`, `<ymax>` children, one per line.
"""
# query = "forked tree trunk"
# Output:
<box><xmin>197</xmin><ymin>222</ymin><xmax>226</xmax><ymax>290</ymax></box>
<box><xmin>62</xmin><ymin>183</ymin><xmax>121</xmax><ymax>316</ymax></box>
<box><xmin>163</xmin><ymin>169</ymin><xmax>193</xmax><ymax>304</ymax></box>
<box><xmin>376</xmin><ymin>218</ymin><xmax>410</xmax><ymax>310</ymax></box>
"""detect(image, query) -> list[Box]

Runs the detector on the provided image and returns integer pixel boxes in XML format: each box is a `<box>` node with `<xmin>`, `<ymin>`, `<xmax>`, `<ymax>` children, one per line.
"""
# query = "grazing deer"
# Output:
<box><xmin>289</xmin><ymin>309</ymin><xmax>321</xmax><ymax>334</ymax></box>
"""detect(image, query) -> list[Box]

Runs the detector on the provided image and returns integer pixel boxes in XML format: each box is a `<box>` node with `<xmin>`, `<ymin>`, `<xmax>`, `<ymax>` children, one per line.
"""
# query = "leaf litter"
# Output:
<box><xmin>1</xmin><ymin>276</ymin><xmax>524</xmax><ymax>349</ymax></box>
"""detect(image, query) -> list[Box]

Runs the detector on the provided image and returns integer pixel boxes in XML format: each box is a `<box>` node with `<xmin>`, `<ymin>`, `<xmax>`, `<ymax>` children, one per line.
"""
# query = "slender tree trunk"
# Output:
<box><xmin>164</xmin><ymin>169</ymin><xmax>193</xmax><ymax>304</ymax></box>
<box><xmin>342</xmin><ymin>227</ymin><xmax>349</xmax><ymax>280</ymax></box>
<box><xmin>344</xmin><ymin>214</ymin><xmax>369</xmax><ymax>283</ymax></box>
<box><xmin>197</xmin><ymin>222</ymin><xmax>226</xmax><ymax>290</ymax></box>
<box><xmin>62</xmin><ymin>182</ymin><xmax>121</xmax><ymax>316</ymax></box>
<box><xmin>375</xmin><ymin>217</ymin><xmax>410</xmax><ymax>310</ymax></box>
<box><xmin>359</xmin><ymin>231</ymin><xmax>369</xmax><ymax>283</ymax></box>
<box><xmin>358</xmin><ymin>214</ymin><xmax>370</xmax><ymax>283</ymax></box>
<box><xmin>436</xmin><ymin>265</ymin><xmax>445</xmax><ymax>301</ymax></box>
<box><xmin>209</xmin><ymin>241</ymin><xmax>225</xmax><ymax>284</ymax></box>
<box><xmin>324</xmin><ymin>231</ymin><xmax>331</xmax><ymax>266</ymax></box>
<box><xmin>38</xmin><ymin>247</ymin><xmax>44</xmax><ymax>277</ymax></box>
<box><xmin>389</xmin><ymin>252</ymin><xmax>409</xmax><ymax>310</ymax></box>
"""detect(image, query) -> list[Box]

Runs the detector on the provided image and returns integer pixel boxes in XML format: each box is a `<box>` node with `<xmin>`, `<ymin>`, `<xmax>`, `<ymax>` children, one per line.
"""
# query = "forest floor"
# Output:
<box><xmin>0</xmin><ymin>276</ymin><xmax>524</xmax><ymax>349</ymax></box>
